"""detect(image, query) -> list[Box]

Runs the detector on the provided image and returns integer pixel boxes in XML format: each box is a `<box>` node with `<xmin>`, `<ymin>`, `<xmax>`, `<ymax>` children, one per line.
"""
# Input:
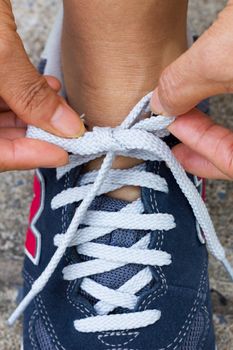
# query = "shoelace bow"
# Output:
<box><xmin>8</xmin><ymin>92</ymin><xmax>233</xmax><ymax>333</ymax></box>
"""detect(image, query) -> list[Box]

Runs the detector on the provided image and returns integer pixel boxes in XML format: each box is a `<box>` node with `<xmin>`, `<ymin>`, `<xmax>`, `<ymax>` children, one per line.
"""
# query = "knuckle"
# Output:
<box><xmin>18</xmin><ymin>77</ymin><xmax>51</xmax><ymax>117</ymax></box>
<box><xmin>159</xmin><ymin>65</ymin><xmax>182</xmax><ymax>111</ymax></box>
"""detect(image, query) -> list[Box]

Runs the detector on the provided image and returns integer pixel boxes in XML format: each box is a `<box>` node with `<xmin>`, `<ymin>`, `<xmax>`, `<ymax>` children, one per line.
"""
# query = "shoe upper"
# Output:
<box><xmin>22</xmin><ymin>155</ymin><xmax>215</xmax><ymax>350</ymax></box>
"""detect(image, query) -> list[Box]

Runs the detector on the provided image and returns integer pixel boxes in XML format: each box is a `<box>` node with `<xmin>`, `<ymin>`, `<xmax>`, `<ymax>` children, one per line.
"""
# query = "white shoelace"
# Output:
<box><xmin>8</xmin><ymin>92</ymin><xmax>233</xmax><ymax>333</ymax></box>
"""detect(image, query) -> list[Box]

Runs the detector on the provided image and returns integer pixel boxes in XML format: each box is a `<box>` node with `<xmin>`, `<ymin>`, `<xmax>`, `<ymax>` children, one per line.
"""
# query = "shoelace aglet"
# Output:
<box><xmin>8</xmin><ymin>288</ymin><xmax>36</xmax><ymax>326</ymax></box>
<box><xmin>222</xmin><ymin>257</ymin><xmax>233</xmax><ymax>281</ymax></box>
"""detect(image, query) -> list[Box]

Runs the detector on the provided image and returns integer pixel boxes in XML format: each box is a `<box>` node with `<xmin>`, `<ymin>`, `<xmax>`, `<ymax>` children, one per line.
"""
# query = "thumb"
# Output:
<box><xmin>0</xmin><ymin>1</ymin><xmax>84</xmax><ymax>138</ymax></box>
<box><xmin>150</xmin><ymin>2</ymin><xmax>233</xmax><ymax>116</ymax></box>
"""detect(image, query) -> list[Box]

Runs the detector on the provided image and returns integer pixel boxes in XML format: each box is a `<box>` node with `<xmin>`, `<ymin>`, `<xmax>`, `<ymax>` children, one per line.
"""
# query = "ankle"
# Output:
<box><xmin>61</xmin><ymin>44</ymin><xmax>187</xmax><ymax>129</ymax></box>
<box><xmin>61</xmin><ymin>0</ymin><xmax>188</xmax><ymax>201</ymax></box>
<box><xmin>62</xmin><ymin>0</ymin><xmax>188</xmax><ymax>129</ymax></box>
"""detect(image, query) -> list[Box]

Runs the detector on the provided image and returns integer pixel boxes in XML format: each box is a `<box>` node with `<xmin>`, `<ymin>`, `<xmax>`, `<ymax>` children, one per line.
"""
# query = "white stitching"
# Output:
<box><xmin>29</xmin><ymin>310</ymin><xmax>39</xmax><ymax>350</ymax></box>
<box><xmin>98</xmin><ymin>331</ymin><xmax>139</xmax><ymax>347</ymax></box>
<box><xmin>199</xmin><ymin>305</ymin><xmax>210</xmax><ymax>349</ymax></box>
<box><xmin>36</xmin><ymin>295</ymin><xmax>66</xmax><ymax>350</ymax></box>
<box><xmin>24</xmin><ymin>228</ymin><xmax>66</xmax><ymax>350</ymax></box>
<box><xmin>64</xmin><ymin>173</ymin><xmax>93</xmax><ymax>318</ymax></box>
<box><xmin>66</xmin><ymin>280</ymin><xmax>93</xmax><ymax>317</ymax></box>
<box><xmin>139</xmin><ymin>162</ymin><xmax>168</xmax><ymax>312</ymax></box>
<box><xmin>155</xmin><ymin>267</ymin><xmax>208</xmax><ymax>350</ymax></box>
<box><xmin>141</xmin><ymin>162</ymin><xmax>209</xmax><ymax>350</ymax></box>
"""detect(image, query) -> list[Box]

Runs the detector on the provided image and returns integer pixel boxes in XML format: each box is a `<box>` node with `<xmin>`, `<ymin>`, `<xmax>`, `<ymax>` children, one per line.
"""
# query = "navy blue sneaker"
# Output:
<box><xmin>9</xmin><ymin>8</ymin><xmax>232</xmax><ymax>350</ymax></box>
<box><xmin>19</xmin><ymin>159</ymin><xmax>217</xmax><ymax>350</ymax></box>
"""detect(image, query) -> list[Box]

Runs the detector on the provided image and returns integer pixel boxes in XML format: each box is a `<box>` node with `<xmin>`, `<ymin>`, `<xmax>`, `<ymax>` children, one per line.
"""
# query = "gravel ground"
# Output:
<box><xmin>0</xmin><ymin>0</ymin><xmax>233</xmax><ymax>349</ymax></box>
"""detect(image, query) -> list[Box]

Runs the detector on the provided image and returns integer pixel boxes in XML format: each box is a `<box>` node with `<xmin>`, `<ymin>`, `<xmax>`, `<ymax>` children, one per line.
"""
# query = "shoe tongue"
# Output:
<box><xmin>86</xmin><ymin>195</ymin><xmax>147</xmax><ymax>290</ymax></box>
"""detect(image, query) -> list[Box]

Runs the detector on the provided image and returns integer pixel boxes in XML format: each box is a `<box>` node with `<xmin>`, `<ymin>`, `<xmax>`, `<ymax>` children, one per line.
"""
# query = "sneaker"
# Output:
<box><xmin>10</xmin><ymin>7</ymin><xmax>232</xmax><ymax>350</ymax></box>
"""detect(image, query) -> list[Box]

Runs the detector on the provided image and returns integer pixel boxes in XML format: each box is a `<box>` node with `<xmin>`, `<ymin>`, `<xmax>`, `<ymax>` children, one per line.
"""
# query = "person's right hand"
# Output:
<box><xmin>150</xmin><ymin>0</ymin><xmax>233</xmax><ymax>180</ymax></box>
<box><xmin>0</xmin><ymin>0</ymin><xmax>85</xmax><ymax>172</ymax></box>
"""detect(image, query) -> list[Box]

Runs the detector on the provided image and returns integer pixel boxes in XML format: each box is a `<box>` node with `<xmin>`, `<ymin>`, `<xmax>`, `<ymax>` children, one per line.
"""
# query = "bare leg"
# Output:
<box><xmin>62</xmin><ymin>0</ymin><xmax>188</xmax><ymax>199</ymax></box>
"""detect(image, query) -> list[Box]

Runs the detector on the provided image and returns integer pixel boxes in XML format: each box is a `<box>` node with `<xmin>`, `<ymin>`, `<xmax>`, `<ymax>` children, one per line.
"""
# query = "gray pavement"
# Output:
<box><xmin>0</xmin><ymin>1</ymin><xmax>233</xmax><ymax>349</ymax></box>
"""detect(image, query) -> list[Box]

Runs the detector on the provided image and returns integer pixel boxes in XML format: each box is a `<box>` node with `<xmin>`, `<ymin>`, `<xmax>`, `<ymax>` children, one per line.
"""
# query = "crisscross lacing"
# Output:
<box><xmin>53</xmin><ymin>163</ymin><xmax>173</xmax><ymax>332</ymax></box>
<box><xmin>8</xmin><ymin>92</ymin><xmax>233</xmax><ymax>333</ymax></box>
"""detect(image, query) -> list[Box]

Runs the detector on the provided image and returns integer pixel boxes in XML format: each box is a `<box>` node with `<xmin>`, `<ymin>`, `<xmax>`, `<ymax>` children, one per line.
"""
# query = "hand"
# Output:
<box><xmin>151</xmin><ymin>0</ymin><xmax>233</xmax><ymax>180</ymax></box>
<box><xmin>0</xmin><ymin>0</ymin><xmax>85</xmax><ymax>172</ymax></box>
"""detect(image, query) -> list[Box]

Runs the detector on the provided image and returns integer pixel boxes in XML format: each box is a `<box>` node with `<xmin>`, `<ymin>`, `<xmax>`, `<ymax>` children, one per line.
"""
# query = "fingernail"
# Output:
<box><xmin>167</xmin><ymin>122</ymin><xmax>175</xmax><ymax>133</ymax></box>
<box><xmin>150</xmin><ymin>90</ymin><xmax>165</xmax><ymax>115</ymax></box>
<box><xmin>168</xmin><ymin>115</ymin><xmax>181</xmax><ymax>134</ymax></box>
<box><xmin>51</xmin><ymin>103</ymin><xmax>85</xmax><ymax>137</ymax></box>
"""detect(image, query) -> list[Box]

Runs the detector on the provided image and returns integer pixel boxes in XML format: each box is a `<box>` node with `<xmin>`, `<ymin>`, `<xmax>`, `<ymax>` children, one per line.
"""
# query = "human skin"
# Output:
<box><xmin>62</xmin><ymin>0</ymin><xmax>188</xmax><ymax>128</ymax></box>
<box><xmin>62</xmin><ymin>0</ymin><xmax>188</xmax><ymax>200</ymax></box>
<box><xmin>151</xmin><ymin>0</ymin><xmax>233</xmax><ymax>180</ymax></box>
<box><xmin>1</xmin><ymin>0</ymin><xmax>233</xmax><ymax>180</ymax></box>
<box><xmin>0</xmin><ymin>0</ymin><xmax>84</xmax><ymax>171</ymax></box>
<box><xmin>63</xmin><ymin>0</ymin><xmax>233</xmax><ymax>181</ymax></box>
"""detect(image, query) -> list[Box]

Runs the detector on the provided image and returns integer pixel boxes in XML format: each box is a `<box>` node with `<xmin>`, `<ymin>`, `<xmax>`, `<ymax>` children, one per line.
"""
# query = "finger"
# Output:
<box><xmin>0</xmin><ymin>138</ymin><xmax>69</xmax><ymax>171</ymax></box>
<box><xmin>0</xmin><ymin>98</ymin><xmax>10</xmax><ymax>112</ymax></box>
<box><xmin>172</xmin><ymin>143</ymin><xmax>231</xmax><ymax>180</ymax></box>
<box><xmin>150</xmin><ymin>3</ymin><xmax>233</xmax><ymax>115</ymax></box>
<box><xmin>168</xmin><ymin>109</ymin><xmax>233</xmax><ymax>179</ymax></box>
<box><xmin>45</xmin><ymin>76</ymin><xmax>62</xmax><ymax>93</ymax></box>
<box><xmin>0</xmin><ymin>76</ymin><xmax>60</xmax><ymax>114</ymax></box>
<box><xmin>0</xmin><ymin>111</ymin><xmax>26</xmax><ymax>127</ymax></box>
<box><xmin>150</xmin><ymin>47</ymin><xmax>220</xmax><ymax>116</ymax></box>
<box><xmin>0</xmin><ymin>127</ymin><xmax>26</xmax><ymax>140</ymax></box>
<box><xmin>0</xmin><ymin>1</ymin><xmax>84</xmax><ymax>137</ymax></box>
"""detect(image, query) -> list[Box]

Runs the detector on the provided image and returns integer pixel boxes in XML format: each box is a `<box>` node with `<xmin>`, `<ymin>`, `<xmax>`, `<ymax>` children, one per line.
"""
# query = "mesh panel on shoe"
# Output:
<box><xmin>79</xmin><ymin>194</ymin><xmax>152</xmax><ymax>303</ymax></box>
<box><xmin>35</xmin><ymin>317</ymin><xmax>55</xmax><ymax>350</ymax></box>
<box><xmin>179</xmin><ymin>310</ymin><xmax>206</xmax><ymax>349</ymax></box>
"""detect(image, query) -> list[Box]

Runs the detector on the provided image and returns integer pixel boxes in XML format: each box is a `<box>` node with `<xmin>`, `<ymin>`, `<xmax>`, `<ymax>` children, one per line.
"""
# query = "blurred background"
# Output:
<box><xmin>0</xmin><ymin>0</ymin><xmax>232</xmax><ymax>349</ymax></box>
